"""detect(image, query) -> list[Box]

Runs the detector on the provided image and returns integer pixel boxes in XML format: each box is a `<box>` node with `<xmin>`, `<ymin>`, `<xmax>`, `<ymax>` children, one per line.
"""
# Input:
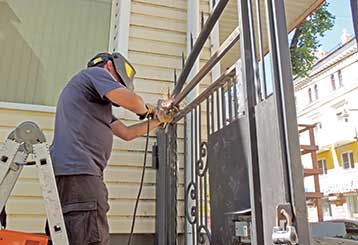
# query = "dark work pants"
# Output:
<box><xmin>54</xmin><ymin>175</ymin><xmax>110</xmax><ymax>245</ymax></box>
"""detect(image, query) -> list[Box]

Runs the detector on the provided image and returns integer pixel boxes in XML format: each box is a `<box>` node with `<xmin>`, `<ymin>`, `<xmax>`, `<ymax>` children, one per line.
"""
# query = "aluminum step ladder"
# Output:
<box><xmin>0</xmin><ymin>121</ymin><xmax>69</xmax><ymax>245</ymax></box>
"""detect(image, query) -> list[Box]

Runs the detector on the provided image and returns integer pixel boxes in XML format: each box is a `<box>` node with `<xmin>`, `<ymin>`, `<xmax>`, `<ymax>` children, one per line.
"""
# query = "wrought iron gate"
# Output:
<box><xmin>155</xmin><ymin>0</ymin><xmax>315</xmax><ymax>244</ymax></box>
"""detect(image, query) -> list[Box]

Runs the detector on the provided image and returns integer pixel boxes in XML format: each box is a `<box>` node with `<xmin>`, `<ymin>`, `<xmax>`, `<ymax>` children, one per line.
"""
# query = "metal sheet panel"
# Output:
<box><xmin>255</xmin><ymin>96</ymin><xmax>288</xmax><ymax>244</ymax></box>
<box><xmin>208</xmin><ymin>119</ymin><xmax>251</xmax><ymax>245</ymax></box>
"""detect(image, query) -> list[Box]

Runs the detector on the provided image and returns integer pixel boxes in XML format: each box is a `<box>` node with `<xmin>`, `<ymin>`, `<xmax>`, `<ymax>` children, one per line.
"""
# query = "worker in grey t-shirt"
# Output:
<box><xmin>50</xmin><ymin>52</ymin><xmax>172</xmax><ymax>245</ymax></box>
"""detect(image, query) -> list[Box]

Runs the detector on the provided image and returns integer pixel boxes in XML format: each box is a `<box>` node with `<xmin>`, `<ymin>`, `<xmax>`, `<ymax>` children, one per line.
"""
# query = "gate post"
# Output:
<box><xmin>263</xmin><ymin>0</ymin><xmax>311</xmax><ymax>243</ymax></box>
<box><xmin>237</xmin><ymin>0</ymin><xmax>264</xmax><ymax>244</ymax></box>
<box><xmin>155</xmin><ymin>125</ymin><xmax>178</xmax><ymax>245</ymax></box>
<box><xmin>351</xmin><ymin>0</ymin><xmax>358</xmax><ymax>44</ymax></box>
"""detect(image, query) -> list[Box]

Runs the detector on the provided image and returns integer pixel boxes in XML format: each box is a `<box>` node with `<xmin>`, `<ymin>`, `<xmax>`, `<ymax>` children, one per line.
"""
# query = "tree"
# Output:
<box><xmin>290</xmin><ymin>2</ymin><xmax>335</xmax><ymax>78</ymax></box>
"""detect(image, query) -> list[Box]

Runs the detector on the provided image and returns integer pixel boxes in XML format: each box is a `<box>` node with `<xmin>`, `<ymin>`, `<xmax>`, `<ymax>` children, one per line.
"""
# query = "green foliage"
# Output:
<box><xmin>290</xmin><ymin>2</ymin><xmax>335</xmax><ymax>78</ymax></box>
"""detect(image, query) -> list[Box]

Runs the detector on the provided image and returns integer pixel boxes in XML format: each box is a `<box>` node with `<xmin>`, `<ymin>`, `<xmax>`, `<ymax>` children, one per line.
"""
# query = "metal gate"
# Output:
<box><xmin>154</xmin><ymin>0</ymin><xmax>312</xmax><ymax>244</ymax></box>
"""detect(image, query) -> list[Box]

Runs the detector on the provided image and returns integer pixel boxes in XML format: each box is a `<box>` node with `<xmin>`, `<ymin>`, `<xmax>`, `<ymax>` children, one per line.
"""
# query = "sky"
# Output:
<box><xmin>318</xmin><ymin>0</ymin><xmax>355</xmax><ymax>51</ymax></box>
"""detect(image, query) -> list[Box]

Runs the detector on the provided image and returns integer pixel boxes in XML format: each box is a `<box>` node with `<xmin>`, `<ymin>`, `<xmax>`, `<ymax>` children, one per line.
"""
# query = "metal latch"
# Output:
<box><xmin>272</xmin><ymin>204</ymin><xmax>298</xmax><ymax>244</ymax></box>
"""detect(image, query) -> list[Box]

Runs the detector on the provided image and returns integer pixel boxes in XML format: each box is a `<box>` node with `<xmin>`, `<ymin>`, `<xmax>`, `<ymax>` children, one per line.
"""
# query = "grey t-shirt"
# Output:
<box><xmin>50</xmin><ymin>67</ymin><xmax>123</xmax><ymax>176</ymax></box>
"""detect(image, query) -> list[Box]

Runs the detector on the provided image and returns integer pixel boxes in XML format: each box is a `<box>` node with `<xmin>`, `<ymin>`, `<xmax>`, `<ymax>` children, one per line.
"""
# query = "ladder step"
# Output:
<box><xmin>304</xmin><ymin>168</ymin><xmax>323</xmax><ymax>177</ymax></box>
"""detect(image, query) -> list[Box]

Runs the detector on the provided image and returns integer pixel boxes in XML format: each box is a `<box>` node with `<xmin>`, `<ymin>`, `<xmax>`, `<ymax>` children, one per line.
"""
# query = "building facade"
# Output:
<box><xmin>295</xmin><ymin>37</ymin><xmax>358</xmax><ymax>221</ymax></box>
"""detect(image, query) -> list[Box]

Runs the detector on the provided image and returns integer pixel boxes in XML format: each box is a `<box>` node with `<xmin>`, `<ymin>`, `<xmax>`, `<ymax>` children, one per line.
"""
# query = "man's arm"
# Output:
<box><xmin>106</xmin><ymin>88</ymin><xmax>148</xmax><ymax>115</ymax></box>
<box><xmin>111</xmin><ymin>119</ymin><xmax>162</xmax><ymax>141</ymax></box>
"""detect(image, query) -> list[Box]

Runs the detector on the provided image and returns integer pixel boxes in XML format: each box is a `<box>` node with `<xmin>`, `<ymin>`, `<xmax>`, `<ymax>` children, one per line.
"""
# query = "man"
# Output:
<box><xmin>50</xmin><ymin>52</ymin><xmax>172</xmax><ymax>245</ymax></box>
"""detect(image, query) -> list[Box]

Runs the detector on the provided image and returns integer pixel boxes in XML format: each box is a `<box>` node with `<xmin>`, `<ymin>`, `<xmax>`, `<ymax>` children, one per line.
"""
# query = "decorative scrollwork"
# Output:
<box><xmin>185</xmin><ymin>181</ymin><xmax>197</xmax><ymax>225</ymax></box>
<box><xmin>197</xmin><ymin>142</ymin><xmax>209</xmax><ymax>177</ymax></box>
<box><xmin>198</xmin><ymin>225</ymin><xmax>212</xmax><ymax>244</ymax></box>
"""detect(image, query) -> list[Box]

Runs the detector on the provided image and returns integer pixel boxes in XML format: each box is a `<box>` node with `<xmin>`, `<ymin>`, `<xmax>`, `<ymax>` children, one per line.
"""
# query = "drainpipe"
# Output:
<box><xmin>185</xmin><ymin>1</ymin><xmax>200</xmax><ymax>244</ymax></box>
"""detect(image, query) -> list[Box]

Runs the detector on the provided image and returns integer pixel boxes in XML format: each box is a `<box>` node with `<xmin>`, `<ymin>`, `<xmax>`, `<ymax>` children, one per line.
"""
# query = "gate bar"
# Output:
<box><xmin>351</xmin><ymin>0</ymin><xmax>358</xmax><ymax>44</ymax></box>
<box><xmin>171</xmin><ymin>0</ymin><xmax>229</xmax><ymax>98</ymax></box>
<box><xmin>172</xmin><ymin>27</ymin><xmax>240</xmax><ymax>106</ymax></box>
<box><xmin>173</xmin><ymin>65</ymin><xmax>235</xmax><ymax>122</ymax></box>
<box><xmin>265</xmin><ymin>0</ymin><xmax>311</xmax><ymax>242</ymax></box>
<box><xmin>237</xmin><ymin>0</ymin><xmax>264</xmax><ymax>243</ymax></box>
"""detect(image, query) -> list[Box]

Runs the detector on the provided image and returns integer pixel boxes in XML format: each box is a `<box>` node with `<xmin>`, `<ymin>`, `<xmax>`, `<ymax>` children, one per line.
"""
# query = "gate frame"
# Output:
<box><xmin>154</xmin><ymin>0</ymin><xmax>321</xmax><ymax>244</ymax></box>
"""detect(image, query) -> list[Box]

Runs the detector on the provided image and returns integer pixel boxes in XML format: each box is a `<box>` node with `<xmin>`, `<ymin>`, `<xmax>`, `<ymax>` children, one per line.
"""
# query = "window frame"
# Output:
<box><xmin>338</xmin><ymin>70</ymin><xmax>343</xmax><ymax>88</ymax></box>
<box><xmin>342</xmin><ymin>151</ymin><xmax>355</xmax><ymax>169</ymax></box>
<box><xmin>331</xmin><ymin>74</ymin><xmax>336</xmax><ymax>91</ymax></box>
<box><xmin>308</xmin><ymin>88</ymin><xmax>313</xmax><ymax>103</ymax></box>
<box><xmin>318</xmin><ymin>158</ymin><xmax>327</xmax><ymax>175</ymax></box>
<box><xmin>314</xmin><ymin>84</ymin><xmax>319</xmax><ymax>100</ymax></box>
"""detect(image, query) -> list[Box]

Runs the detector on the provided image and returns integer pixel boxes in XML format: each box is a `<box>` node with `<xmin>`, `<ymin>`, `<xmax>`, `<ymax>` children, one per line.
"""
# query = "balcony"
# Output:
<box><xmin>319</xmin><ymin>168</ymin><xmax>358</xmax><ymax>195</ymax></box>
<box><xmin>315</xmin><ymin>123</ymin><xmax>357</xmax><ymax>148</ymax></box>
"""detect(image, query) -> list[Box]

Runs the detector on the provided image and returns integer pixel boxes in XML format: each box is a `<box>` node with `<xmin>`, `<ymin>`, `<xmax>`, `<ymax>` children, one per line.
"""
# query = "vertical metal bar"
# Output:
<box><xmin>255</xmin><ymin>0</ymin><xmax>267</xmax><ymax>98</ymax></box>
<box><xmin>206</xmin><ymin>99</ymin><xmax>211</xmax><ymax>139</ymax></box>
<box><xmin>265</xmin><ymin>0</ymin><xmax>291</xmax><ymax>203</ymax></box>
<box><xmin>198</xmin><ymin>104</ymin><xmax>203</xmax><ymax>232</ymax></box>
<box><xmin>156</xmin><ymin>126</ymin><xmax>178</xmax><ymax>245</ymax></box>
<box><xmin>203</xmin><ymin>170</ymin><xmax>208</xmax><ymax>229</ymax></box>
<box><xmin>265</xmin><ymin>0</ymin><xmax>311</xmax><ymax>243</ymax></box>
<box><xmin>205</xmin><ymin>98</ymin><xmax>210</xmax><ymax>231</ymax></box>
<box><xmin>216</xmin><ymin>89</ymin><xmax>221</xmax><ymax>129</ymax></box>
<box><xmin>155</xmin><ymin>129</ymin><xmax>167</xmax><ymax>245</ymax></box>
<box><xmin>351</xmin><ymin>0</ymin><xmax>358</xmax><ymax>44</ymax></box>
<box><xmin>190</xmin><ymin>111</ymin><xmax>196</xmax><ymax>243</ymax></box>
<box><xmin>191</xmin><ymin>112</ymin><xmax>195</xmax><ymax>184</ymax></box>
<box><xmin>186</xmin><ymin>2</ymin><xmax>200</xmax><ymax>244</ymax></box>
<box><xmin>227</xmin><ymin>81</ymin><xmax>233</xmax><ymax>121</ymax></box>
<box><xmin>184</xmin><ymin>115</ymin><xmax>188</xmax><ymax>245</ymax></box>
<box><xmin>194</xmin><ymin>107</ymin><xmax>199</xmax><ymax>244</ymax></box>
<box><xmin>233</xmin><ymin>80</ymin><xmax>239</xmax><ymax>119</ymax></box>
<box><xmin>221</xmin><ymin>85</ymin><xmax>226</xmax><ymax>126</ymax></box>
<box><xmin>247</xmin><ymin>0</ymin><xmax>262</xmax><ymax>103</ymax></box>
<box><xmin>167</xmin><ymin>124</ymin><xmax>178</xmax><ymax>245</ymax></box>
<box><xmin>237</xmin><ymin>0</ymin><xmax>264</xmax><ymax>244</ymax></box>
<box><xmin>210</xmin><ymin>95</ymin><xmax>215</xmax><ymax>133</ymax></box>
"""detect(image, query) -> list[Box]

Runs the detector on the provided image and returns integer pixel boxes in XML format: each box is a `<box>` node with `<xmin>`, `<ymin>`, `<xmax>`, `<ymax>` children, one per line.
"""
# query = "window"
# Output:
<box><xmin>331</xmin><ymin>74</ymin><xmax>336</xmax><ymax>91</ymax></box>
<box><xmin>0</xmin><ymin>0</ymin><xmax>113</xmax><ymax>106</ymax></box>
<box><xmin>314</xmin><ymin>122</ymin><xmax>322</xmax><ymax>136</ymax></box>
<box><xmin>342</xmin><ymin>152</ymin><xmax>355</xmax><ymax>169</ymax></box>
<box><xmin>348</xmin><ymin>196</ymin><xmax>358</xmax><ymax>217</ymax></box>
<box><xmin>323</xmin><ymin>198</ymin><xmax>332</xmax><ymax>217</ymax></box>
<box><xmin>318</xmin><ymin>158</ymin><xmax>327</xmax><ymax>174</ymax></box>
<box><xmin>308</xmin><ymin>88</ymin><xmax>313</xmax><ymax>103</ymax></box>
<box><xmin>338</xmin><ymin>70</ymin><xmax>343</xmax><ymax>87</ymax></box>
<box><xmin>314</xmin><ymin>84</ymin><xmax>319</xmax><ymax>100</ymax></box>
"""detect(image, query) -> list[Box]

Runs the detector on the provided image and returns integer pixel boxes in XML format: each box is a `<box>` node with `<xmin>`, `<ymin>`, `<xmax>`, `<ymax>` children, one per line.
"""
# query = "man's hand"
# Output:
<box><xmin>145</xmin><ymin>104</ymin><xmax>156</xmax><ymax>118</ymax></box>
<box><xmin>137</xmin><ymin>103</ymin><xmax>156</xmax><ymax>120</ymax></box>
